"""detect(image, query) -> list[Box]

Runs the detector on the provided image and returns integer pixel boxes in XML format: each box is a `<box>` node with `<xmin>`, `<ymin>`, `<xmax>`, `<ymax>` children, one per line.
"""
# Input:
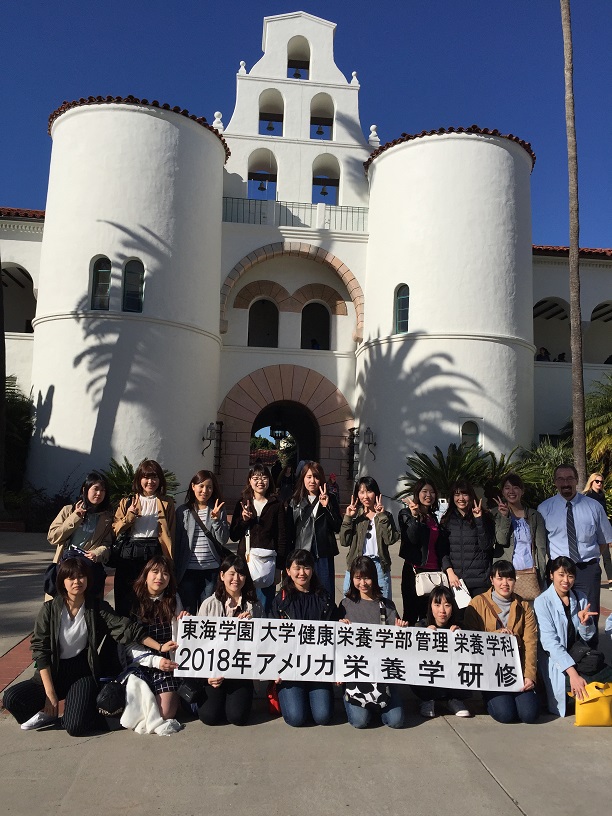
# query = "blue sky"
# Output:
<box><xmin>3</xmin><ymin>1</ymin><xmax>612</xmax><ymax>247</ymax></box>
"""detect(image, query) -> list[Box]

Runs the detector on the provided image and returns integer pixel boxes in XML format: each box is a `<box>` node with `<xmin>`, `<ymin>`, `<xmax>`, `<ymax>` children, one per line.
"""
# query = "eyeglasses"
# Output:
<box><xmin>593</xmin><ymin>479</ymin><xmax>603</xmax><ymax>484</ymax></box>
<box><xmin>251</xmin><ymin>476</ymin><xmax>269</xmax><ymax>483</ymax></box>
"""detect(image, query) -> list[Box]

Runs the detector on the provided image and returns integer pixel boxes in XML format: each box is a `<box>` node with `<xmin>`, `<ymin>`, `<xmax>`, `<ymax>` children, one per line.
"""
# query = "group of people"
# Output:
<box><xmin>2</xmin><ymin>458</ymin><xmax>612</xmax><ymax>734</ymax></box>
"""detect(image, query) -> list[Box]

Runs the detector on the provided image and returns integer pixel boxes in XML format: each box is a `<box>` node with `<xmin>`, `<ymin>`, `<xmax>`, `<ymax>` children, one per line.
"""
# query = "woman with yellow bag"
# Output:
<box><xmin>534</xmin><ymin>556</ymin><xmax>612</xmax><ymax>718</ymax></box>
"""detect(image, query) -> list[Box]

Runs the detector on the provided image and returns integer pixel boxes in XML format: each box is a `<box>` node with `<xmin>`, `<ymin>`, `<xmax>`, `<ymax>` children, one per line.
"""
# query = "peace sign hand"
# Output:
<box><xmin>211</xmin><ymin>499</ymin><xmax>225</xmax><ymax>520</ymax></box>
<box><xmin>374</xmin><ymin>495</ymin><xmax>384</xmax><ymax>514</ymax></box>
<box><xmin>241</xmin><ymin>502</ymin><xmax>253</xmax><ymax>522</ymax></box>
<box><xmin>346</xmin><ymin>497</ymin><xmax>358</xmax><ymax>517</ymax></box>
<box><xmin>577</xmin><ymin>603</ymin><xmax>598</xmax><ymax>626</ymax></box>
<box><xmin>319</xmin><ymin>483</ymin><xmax>329</xmax><ymax>507</ymax></box>
<box><xmin>472</xmin><ymin>498</ymin><xmax>483</xmax><ymax>518</ymax></box>
<box><xmin>493</xmin><ymin>497</ymin><xmax>509</xmax><ymax>517</ymax></box>
<box><xmin>407</xmin><ymin>498</ymin><xmax>420</xmax><ymax>518</ymax></box>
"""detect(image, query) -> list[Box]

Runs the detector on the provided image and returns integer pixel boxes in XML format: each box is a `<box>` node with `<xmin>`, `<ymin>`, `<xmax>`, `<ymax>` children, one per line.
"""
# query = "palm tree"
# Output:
<box><xmin>560</xmin><ymin>0</ymin><xmax>587</xmax><ymax>484</ymax></box>
<box><xmin>515</xmin><ymin>437</ymin><xmax>573</xmax><ymax>506</ymax></box>
<box><xmin>583</xmin><ymin>374</ymin><xmax>612</xmax><ymax>475</ymax></box>
<box><xmin>397</xmin><ymin>443</ymin><xmax>491</xmax><ymax>500</ymax></box>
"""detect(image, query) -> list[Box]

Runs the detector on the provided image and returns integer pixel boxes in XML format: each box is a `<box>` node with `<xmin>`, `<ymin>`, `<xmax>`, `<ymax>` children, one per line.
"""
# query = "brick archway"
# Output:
<box><xmin>220</xmin><ymin>241</ymin><xmax>363</xmax><ymax>341</ymax></box>
<box><xmin>217</xmin><ymin>364</ymin><xmax>355</xmax><ymax>506</ymax></box>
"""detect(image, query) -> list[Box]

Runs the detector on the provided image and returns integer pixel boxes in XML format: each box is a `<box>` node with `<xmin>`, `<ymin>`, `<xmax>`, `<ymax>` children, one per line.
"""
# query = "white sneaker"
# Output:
<box><xmin>447</xmin><ymin>699</ymin><xmax>471</xmax><ymax>718</ymax></box>
<box><xmin>20</xmin><ymin>711</ymin><xmax>57</xmax><ymax>730</ymax></box>
<box><xmin>419</xmin><ymin>700</ymin><xmax>435</xmax><ymax>718</ymax></box>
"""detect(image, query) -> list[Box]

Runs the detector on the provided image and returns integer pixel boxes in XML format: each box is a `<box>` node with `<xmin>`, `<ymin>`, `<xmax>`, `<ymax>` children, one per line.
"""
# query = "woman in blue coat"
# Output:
<box><xmin>533</xmin><ymin>556</ymin><xmax>598</xmax><ymax>716</ymax></box>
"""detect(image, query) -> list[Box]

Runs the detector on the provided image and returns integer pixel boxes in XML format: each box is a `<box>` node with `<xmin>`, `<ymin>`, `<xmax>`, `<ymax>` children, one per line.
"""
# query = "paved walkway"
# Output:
<box><xmin>1</xmin><ymin>532</ymin><xmax>611</xmax><ymax>816</ymax></box>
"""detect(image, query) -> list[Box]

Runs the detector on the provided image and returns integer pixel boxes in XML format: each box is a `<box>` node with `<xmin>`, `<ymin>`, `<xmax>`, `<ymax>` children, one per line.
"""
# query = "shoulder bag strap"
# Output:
<box><xmin>190</xmin><ymin>507</ymin><xmax>224</xmax><ymax>558</ymax></box>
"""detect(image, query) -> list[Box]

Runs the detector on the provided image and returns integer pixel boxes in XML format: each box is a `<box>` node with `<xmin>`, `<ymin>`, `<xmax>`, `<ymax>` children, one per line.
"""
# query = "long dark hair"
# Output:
<box><xmin>441</xmin><ymin>479</ymin><xmax>479</xmax><ymax>526</ymax></box>
<box><xmin>240</xmin><ymin>464</ymin><xmax>274</xmax><ymax>503</ymax></box>
<box><xmin>132</xmin><ymin>556</ymin><xmax>177</xmax><ymax>623</ymax></box>
<box><xmin>214</xmin><ymin>554</ymin><xmax>257</xmax><ymax>606</ymax></box>
<box><xmin>426</xmin><ymin>585</ymin><xmax>459</xmax><ymax>628</ymax></box>
<box><xmin>345</xmin><ymin>556</ymin><xmax>383</xmax><ymax>602</ymax></box>
<box><xmin>76</xmin><ymin>471</ymin><xmax>111</xmax><ymax>514</ymax></box>
<box><xmin>281</xmin><ymin>549</ymin><xmax>325</xmax><ymax>596</ymax></box>
<box><xmin>292</xmin><ymin>461</ymin><xmax>326</xmax><ymax>504</ymax></box>
<box><xmin>410</xmin><ymin>478</ymin><xmax>439</xmax><ymax>520</ymax></box>
<box><xmin>186</xmin><ymin>470</ymin><xmax>222</xmax><ymax>510</ymax></box>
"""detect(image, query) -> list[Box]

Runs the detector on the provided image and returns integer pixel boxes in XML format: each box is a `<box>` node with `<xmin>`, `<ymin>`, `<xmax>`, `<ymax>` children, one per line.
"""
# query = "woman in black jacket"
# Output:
<box><xmin>286</xmin><ymin>461</ymin><xmax>342</xmax><ymax>601</ymax></box>
<box><xmin>230</xmin><ymin>464</ymin><xmax>286</xmax><ymax>613</ymax></box>
<box><xmin>398</xmin><ymin>479</ymin><xmax>449</xmax><ymax>624</ymax></box>
<box><xmin>442</xmin><ymin>479</ymin><xmax>494</xmax><ymax>599</ymax></box>
<box><xmin>270</xmin><ymin>549</ymin><xmax>337</xmax><ymax>727</ymax></box>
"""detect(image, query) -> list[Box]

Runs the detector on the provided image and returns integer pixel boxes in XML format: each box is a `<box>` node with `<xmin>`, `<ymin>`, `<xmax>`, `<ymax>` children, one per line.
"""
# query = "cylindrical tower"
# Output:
<box><xmin>358</xmin><ymin>127</ymin><xmax>535</xmax><ymax>496</ymax></box>
<box><xmin>28</xmin><ymin>97</ymin><xmax>228</xmax><ymax>492</ymax></box>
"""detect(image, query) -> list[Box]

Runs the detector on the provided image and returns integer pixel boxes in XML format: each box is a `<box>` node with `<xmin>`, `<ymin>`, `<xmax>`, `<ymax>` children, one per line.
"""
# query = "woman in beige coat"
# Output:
<box><xmin>47</xmin><ymin>471</ymin><xmax>112</xmax><ymax>597</ymax></box>
<box><xmin>113</xmin><ymin>459</ymin><xmax>176</xmax><ymax>616</ymax></box>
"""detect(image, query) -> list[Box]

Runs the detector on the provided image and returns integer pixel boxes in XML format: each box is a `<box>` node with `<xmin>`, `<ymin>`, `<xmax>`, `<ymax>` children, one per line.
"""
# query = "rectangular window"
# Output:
<box><xmin>123</xmin><ymin>260</ymin><xmax>144</xmax><ymax>312</ymax></box>
<box><xmin>91</xmin><ymin>258</ymin><xmax>111</xmax><ymax>310</ymax></box>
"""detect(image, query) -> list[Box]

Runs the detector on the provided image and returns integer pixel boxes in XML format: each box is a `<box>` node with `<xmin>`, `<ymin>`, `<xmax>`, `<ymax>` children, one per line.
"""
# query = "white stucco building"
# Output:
<box><xmin>1</xmin><ymin>11</ymin><xmax>611</xmax><ymax>504</ymax></box>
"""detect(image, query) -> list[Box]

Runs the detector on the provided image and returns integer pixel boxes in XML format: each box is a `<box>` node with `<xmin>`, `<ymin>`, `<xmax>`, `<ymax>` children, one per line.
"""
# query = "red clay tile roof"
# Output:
<box><xmin>533</xmin><ymin>245</ymin><xmax>612</xmax><ymax>259</ymax></box>
<box><xmin>364</xmin><ymin>125</ymin><xmax>536</xmax><ymax>172</ymax></box>
<box><xmin>0</xmin><ymin>207</ymin><xmax>45</xmax><ymax>220</ymax></box>
<box><xmin>48</xmin><ymin>96</ymin><xmax>230</xmax><ymax>162</ymax></box>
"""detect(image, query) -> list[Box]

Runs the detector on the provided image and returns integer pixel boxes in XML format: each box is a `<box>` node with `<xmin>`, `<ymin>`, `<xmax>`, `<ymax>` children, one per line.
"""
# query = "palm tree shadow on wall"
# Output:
<box><xmin>355</xmin><ymin>332</ymin><xmax>499</xmax><ymax>481</ymax></box>
<box><xmin>72</xmin><ymin>222</ymin><xmax>171</xmax><ymax>461</ymax></box>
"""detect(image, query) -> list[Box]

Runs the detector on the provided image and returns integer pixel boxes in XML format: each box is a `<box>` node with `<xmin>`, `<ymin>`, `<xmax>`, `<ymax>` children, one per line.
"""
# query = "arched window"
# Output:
<box><xmin>461</xmin><ymin>421</ymin><xmax>480</xmax><ymax>448</ymax></box>
<box><xmin>312</xmin><ymin>154</ymin><xmax>340</xmax><ymax>205</ymax></box>
<box><xmin>2</xmin><ymin>264</ymin><xmax>36</xmax><ymax>331</ymax></box>
<box><xmin>91</xmin><ymin>257</ymin><xmax>111</xmax><ymax>311</ymax></box>
<box><xmin>301</xmin><ymin>303</ymin><xmax>330</xmax><ymax>350</ymax></box>
<box><xmin>122</xmin><ymin>259</ymin><xmax>144</xmax><ymax>313</ymax></box>
<box><xmin>258</xmin><ymin>89</ymin><xmax>284</xmax><ymax>137</ymax></box>
<box><xmin>310</xmin><ymin>93</ymin><xmax>334</xmax><ymax>140</ymax></box>
<box><xmin>394</xmin><ymin>285</ymin><xmax>409</xmax><ymax>333</ymax></box>
<box><xmin>248</xmin><ymin>147</ymin><xmax>278</xmax><ymax>200</ymax></box>
<box><xmin>533</xmin><ymin>298</ymin><xmax>570</xmax><ymax>362</ymax></box>
<box><xmin>248</xmin><ymin>299</ymin><xmax>279</xmax><ymax>347</ymax></box>
<box><xmin>287</xmin><ymin>35</ymin><xmax>310</xmax><ymax>79</ymax></box>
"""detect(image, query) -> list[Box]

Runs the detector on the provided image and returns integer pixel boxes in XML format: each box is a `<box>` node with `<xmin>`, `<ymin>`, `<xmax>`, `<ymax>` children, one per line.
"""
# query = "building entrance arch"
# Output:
<box><xmin>217</xmin><ymin>364</ymin><xmax>354</xmax><ymax>506</ymax></box>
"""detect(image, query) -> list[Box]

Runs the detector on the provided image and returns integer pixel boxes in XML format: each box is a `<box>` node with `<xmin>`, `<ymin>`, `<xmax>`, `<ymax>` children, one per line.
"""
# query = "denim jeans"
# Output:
<box><xmin>277</xmin><ymin>681</ymin><xmax>334</xmax><ymax>727</ymax></box>
<box><xmin>344</xmin><ymin>685</ymin><xmax>404</xmax><ymax>729</ymax></box>
<box><xmin>178</xmin><ymin>568</ymin><xmax>219</xmax><ymax>615</ymax></box>
<box><xmin>314</xmin><ymin>555</ymin><xmax>336</xmax><ymax>602</ymax></box>
<box><xmin>343</xmin><ymin>558</ymin><xmax>391</xmax><ymax>600</ymax></box>
<box><xmin>482</xmin><ymin>689</ymin><xmax>539</xmax><ymax>724</ymax></box>
<box><xmin>256</xmin><ymin>583</ymin><xmax>276</xmax><ymax>614</ymax></box>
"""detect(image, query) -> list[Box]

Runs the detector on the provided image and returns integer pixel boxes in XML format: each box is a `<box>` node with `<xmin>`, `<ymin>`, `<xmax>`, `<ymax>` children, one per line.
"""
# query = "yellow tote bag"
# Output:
<box><xmin>571</xmin><ymin>682</ymin><xmax>612</xmax><ymax>727</ymax></box>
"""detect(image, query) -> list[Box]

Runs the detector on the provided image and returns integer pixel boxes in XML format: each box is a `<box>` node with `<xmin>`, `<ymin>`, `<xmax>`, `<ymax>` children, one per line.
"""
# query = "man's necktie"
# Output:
<box><xmin>566</xmin><ymin>501</ymin><xmax>580</xmax><ymax>563</ymax></box>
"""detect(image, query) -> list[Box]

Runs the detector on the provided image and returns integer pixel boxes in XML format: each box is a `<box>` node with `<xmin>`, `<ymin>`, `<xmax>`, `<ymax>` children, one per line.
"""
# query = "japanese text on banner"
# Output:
<box><xmin>174</xmin><ymin>618</ymin><xmax>524</xmax><ymax>692</ymax></box>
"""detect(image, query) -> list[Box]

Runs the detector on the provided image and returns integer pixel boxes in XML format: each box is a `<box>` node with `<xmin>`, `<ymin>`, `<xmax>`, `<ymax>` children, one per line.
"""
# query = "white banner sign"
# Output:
<box><xmin>174</xmin><ymin>618</ymin><xmax>524</xmax><ymax>693</ymax></box>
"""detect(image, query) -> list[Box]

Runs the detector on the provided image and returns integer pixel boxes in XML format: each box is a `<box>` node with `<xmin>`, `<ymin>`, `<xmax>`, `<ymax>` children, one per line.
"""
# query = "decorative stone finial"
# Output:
<box><xmin>213</xmin><ymin>112</ymin><xmax>224</xmax><ymax>133</ymax></box>
<box><xmin>351</xmin><ymin>71</ymin><xmax>360</xmax><ymax>86</ymax></box>
<box><xmin>368</xmin><ymin>124</ymin><xmax>380</xmax><ymax>148</ymax></box>
<box><xmin>239</xmin><ymin>60</ymin><xmax>247</xmax><ymax>75</ymax></box>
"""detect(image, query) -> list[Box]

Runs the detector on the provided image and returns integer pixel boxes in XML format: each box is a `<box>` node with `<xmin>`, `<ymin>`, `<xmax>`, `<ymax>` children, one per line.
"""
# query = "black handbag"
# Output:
<box><xmin>97</xmin><ymin>674</ymin><xmax>129</xmax><ymax>717</ymax></box>
<box><xmin>177</xmin><ymin>678</ymin><xmax>206</xmax><ymax>705</ymax></box>
<box><xmin>569</xmin><ymin>638</ymin><xmax>606</xmax><ymax>676</ymax></box>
